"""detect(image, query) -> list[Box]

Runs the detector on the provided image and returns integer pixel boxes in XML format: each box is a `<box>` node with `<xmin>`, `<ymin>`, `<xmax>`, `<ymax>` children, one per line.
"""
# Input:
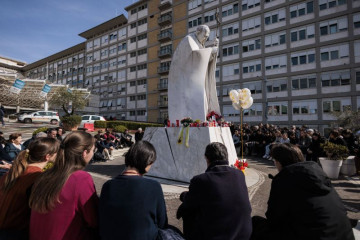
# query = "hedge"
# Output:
<box><xmin>94</xmin><ymin>120</ymin><xmax>162</xmax><ymax>131</ymax></box>
<box><xmin>113</xmin><ymin>125</ymin><xmax>127</xmax><ymax>133</ymax></box>
<box><xmin>60</xmin><ymin>115</ymin><xmax>82</xmax><ymax>128</ymax></box>
<box><xmin>33</xmin><ymin>127</ymin><xmax>49</xmax><ymax>136</ymax></box>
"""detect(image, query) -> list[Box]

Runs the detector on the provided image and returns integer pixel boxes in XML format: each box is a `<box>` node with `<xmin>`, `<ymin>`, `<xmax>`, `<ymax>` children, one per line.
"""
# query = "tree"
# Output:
<box><xmin>49</xmin><ymin>87</ymin><xmax>88</xmax><ymax>116</ymax></box>
<box><xmin>331</xmin><ymin>110</ymin><xmax>360</xmax><ymax>131</ymax></box>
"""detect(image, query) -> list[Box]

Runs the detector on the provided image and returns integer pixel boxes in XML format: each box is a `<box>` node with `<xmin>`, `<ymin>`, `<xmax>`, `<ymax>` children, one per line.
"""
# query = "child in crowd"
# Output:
<box><xmin>29</xmin><ymin>131</ymin><xmax>99</xmax><ymax>240</ymax></box>
<box><xmin>0</xmin><ymin>138</ymin><xmax>59</xmax><ymax>239</ymax></box>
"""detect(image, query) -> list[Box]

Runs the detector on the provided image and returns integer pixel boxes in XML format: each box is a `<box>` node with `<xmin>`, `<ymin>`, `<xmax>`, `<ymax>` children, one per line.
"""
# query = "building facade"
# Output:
<box><xmin>21</xmin><ymin>0</ymin><xmax>360</xmax><ymax>133</ymax></box>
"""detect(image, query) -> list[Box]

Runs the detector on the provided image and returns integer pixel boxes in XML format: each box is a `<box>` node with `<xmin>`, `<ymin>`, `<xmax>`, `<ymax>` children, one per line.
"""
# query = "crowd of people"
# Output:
<box><xmin>0</xmin><ymin>123</ymin><xmax>357</xmax><ymax>239</ymax></box>
<box><xmin>231</xmin><ymin>123</ymin><xmax>360</xmax><ymax>170</ymax></box>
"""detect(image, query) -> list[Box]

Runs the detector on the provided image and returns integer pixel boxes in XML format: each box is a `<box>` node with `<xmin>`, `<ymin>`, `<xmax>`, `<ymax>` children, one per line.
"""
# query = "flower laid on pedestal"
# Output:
<box><xmin>177</xmin><ymin>117</ymin><xmax>193</xmax><ymax>147</ymax></box>
<box><xmin>234</xmin><ymin>159</ymin><xmax>248</xmax><ymax>173</ymax></box>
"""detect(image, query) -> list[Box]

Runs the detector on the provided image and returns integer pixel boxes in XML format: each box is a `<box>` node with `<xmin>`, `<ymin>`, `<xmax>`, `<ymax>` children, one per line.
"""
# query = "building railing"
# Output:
<box><xmin>157</xmin><ymin>30</ymin><xmax>172</xmax><ymax>42</ymax></box>
<box><xmin>157</xmin><ymin>82</ymin><xmax>168</xmax><ymax>90</ymax></box>
<box><xmin>158</xmin><ymin>48</ymin><xmax>172</xmax><ymax>58</ymax></box>
<box><xmin>158</xmin><ymin>100</ymin><xmax>168</xmax><ymax>107</ymax></box>
<box><xmin>158</xmin><ymin>14</ymin><xmax>172</xmax><ymax>25</ymax></box>
<box><xmin>157</xmin><ymin>65</ymin><xmax>171</xmax><ymax>74</ymax></box>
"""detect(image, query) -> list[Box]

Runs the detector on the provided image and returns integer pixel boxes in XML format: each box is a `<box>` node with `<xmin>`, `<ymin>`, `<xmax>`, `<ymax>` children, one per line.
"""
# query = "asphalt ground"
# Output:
<box><xmin>1</xmin><ymin>122</ymin><xmax>359</xmax><ymax>237</ymax></box>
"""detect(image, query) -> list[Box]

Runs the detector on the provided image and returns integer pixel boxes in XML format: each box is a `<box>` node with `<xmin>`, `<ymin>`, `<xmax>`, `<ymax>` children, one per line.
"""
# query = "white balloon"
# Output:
<box><xmin>242</xmin><ymin>88</ymin><xmax>251</xmax><ymax>101</ymax></box>
<box><xmin>229</xmin><ymin>89</ymin><xmax>239</xmax><ymax>103</ymax></box>
<box><xmin>232</xmin><ymin>102</ymin><xmax>241</xmax><ymax>110</ymax></box>
<box><xmin>241</xmin><ymin>97</ymin><xmax>254</xmax><ymax>109</ymax></box>
<box><xmin>237</xmin><ymin>89</ymin><xmax>245</xmax><ymax>101</ymax></box>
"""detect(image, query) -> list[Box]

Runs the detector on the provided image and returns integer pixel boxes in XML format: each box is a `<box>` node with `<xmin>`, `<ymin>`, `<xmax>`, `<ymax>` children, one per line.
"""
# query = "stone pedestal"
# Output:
<box><xmin>143</xmin><ymin>127</ymin><xmax>237</xmax><ymax>183</ymax></box>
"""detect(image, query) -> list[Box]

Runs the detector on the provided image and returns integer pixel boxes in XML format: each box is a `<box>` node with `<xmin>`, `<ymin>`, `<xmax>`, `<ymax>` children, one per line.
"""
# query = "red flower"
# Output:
<box><xmin>243</xmin><ymin>162</ymin><xmax>248</xmax><ymax>168</ymax></box>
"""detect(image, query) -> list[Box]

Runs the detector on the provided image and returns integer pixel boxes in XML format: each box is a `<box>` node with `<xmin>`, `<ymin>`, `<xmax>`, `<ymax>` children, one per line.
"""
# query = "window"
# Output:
<box><xmin>130</xmin><ymin>52</ymin><xmax>136</xmax><ymax>58</ymax></box>
<box><xmin>357</xmin><ymin>71</ymin><xmax>360</xmax><ymax>84</ymax></box>
<box><xmin>222</xmin><ymin>84</ymin><xmax>240</xmax><ymax>96</ymax></box>
<box><xmin>222</xmin><ymin>3</ymin><xmax>239</xmax><ymax>17</ymax></box>
<box><xmin>204</xmin><ymin>10</ymin><xmax>216</xmax><ymax>23</ymax></box>
<box><xmin>188</xmin><ymin>0</ymin><xmax>201</xmax><ymax>10</ymax></box>
<box><xmin>138</xmin><ymin>18</ymin><xmax>147</xmax><ymax>26</ymax></box>
<box><xmin>242</xmin><ymin>0</ymin><xmax>260</xmax><ymax>11</ymax></box>
<box><xmin>137</xmin><ymin>110</ymin><xmax>146</xmax><ymax>116</ymax></box>
<box><xmin>291</xmin><ymin>50</ymin><xmax>315</xmax><ymax>65</ymax></box>
<box><xmin>243</xmin><ymin>60</ymin><xmax>262</xmax><ymax>73</ymax></box>
<box><xmin>130</xmin><ymin>111</ymin><xmax>136</xmax><ymax>116</ymax></box>
<box><xmin>138</xmin><ymin>49</ymin><xmax>147</xmax><ymax>55</ymax></box>
<box><xmin>130</xmin><ymin>23</ymin><xmax>137</xmax><ymax>29</ymax></box>
<box><xmin>320</xmin><ymin>44</ymin><xmax>349</xmax><ymax>61</ymax></box>
<box><xmin>100</xmin><ymin>49</ymin><xmax>108</xmax><ymax>57</ymax></box>
<box><xmin>137</xmin><ymin>79</ymin><xmax>147</xmax><ymax>85</ymax></box>
<box><xmin>222</xmin><ymin>64</ymin><xmax>240</xmax><ymax>77</ymax></box>
<box><xmin>130</xmin><ymin>81</ymin><xmax>136</xmax><ymax>86</ymax></box>
<box><xmin>321</xmin><ymin>70</ymin><xmax>350</xmax><ymax>86</ymax></box>
<box><xmin>131</xmin><ymin>8</ymin><xmax>137</xmax><ymax>14</ymax></box>
<box><xmin>265</xmin><ymin>31</ymin><xmax>286</xmax><ymax>47</ymax></box>
<box><xmin>293</xmin><ymin>100</ymin><xmax>317</xmax><ymax>115</ymax></box>
<box><xmin>267</xmin><ymin>103</ymin><xmax>288</xmax><ymax>116</ymax></box>
<box><xmin>130</xmin><ymin>37</ymin><xmax>136</xmax><ymax>43</ymax></box>
<box><xmin>138</xmin><ymin>4</ymin><xmax>147</xmax><ymax>11</ymax></box>
<box><xmin>222</xmin><ymin>44</ymin><xmax>239</xmax><ymax>57</ymax></box>
<box><xmin>242</xmin><ymin>16</ymin><xmax>261</xmax><ymax>31</ymax></box>
<box><xmin>188</xmin><ymin>16</ymin><xmax>202</xmax><ymax>28</ymax></box>
<box><xmin>137</xmin><ymin>64</ymin><xmax>147</xmax><ymax>70</ymax></box>
<box><xmin>137</xmin><ymin>34</ymin><xmax>147</xmax><ymax>41</ymax></box>
<box><xmin>117</xmin><ymin>56</ymin><xmax>126</xmax><ymax>66</ymax></box>
<box><xmin>222</xmin><ymin>23</ymin><xmax>239</xmax><ymax>37</ymax></box>
<box><xmin>266</xmin><ymin>79</ymin><xmax>287</xmax><ymax>92</ymax></box>
<box><xmin>290</xmin><ymin>1</ymin><xmax>314</xmax><ymax>19</ymax></box>
<box><xmin>354</xmin><ymin>14</ymin><xmax>360</xmax><ymax>28</ymax></box>
<box><xmin>319</xmin><ymin>0</ymin><xmax>347</xmax><ymax>11</ymax></box>
<box><xmin>118</xmin><ymin>42</ymin><xmax>127</xmax><ymax>51</ymax></box>
<box><xmin>130</xmin><ymin>66</ymin><xmax>136</xmax><ymax>72</ymax></box>
<box><xmin>243</xmin><ymin>81</ymin><xmax>262</xmax><ymax>94</ymax></box>
<box><xmin>290</xmin><ymin>25</ymin><xmax>315</xmax><ymax>42</ymax></box>
<box><xmin>319</xmin><ymin>17</ymin><xmax>348</xmax><ymax>36</ymax></box>
<box><xmin>292</xmin><ymin>75</ymin><xmax>317</xmax><ymax>90</ymax></box>
<box><xmin>265</xmin><ymin>55</ymin><xmax>287</xmax><ymax>70</ymax></box>
<box><xmin>130</xmin><ymin>96</ymin><xmax>136</xmax><ymax>101</ymax></box>
<box><xmin>264</xmin><ymin>9</ymin><xmax>286</xmax><ymax>25</ymax></box>
<box><xmin>137</xmin><ymin>94</ymin><xmax>146</xmax><ymax>100</ymax></box>
<box><xmin>242</xmin><ymin>38</ymin><xmax>261</xmax><ymax>52</ymax></box>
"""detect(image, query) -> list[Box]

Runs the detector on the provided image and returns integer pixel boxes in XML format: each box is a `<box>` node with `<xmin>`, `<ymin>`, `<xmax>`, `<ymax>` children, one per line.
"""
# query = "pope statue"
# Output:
<box><xmin>168</xmin><ymin>25</ymin><xmax>220</xmax><ymax>123</ymax></box>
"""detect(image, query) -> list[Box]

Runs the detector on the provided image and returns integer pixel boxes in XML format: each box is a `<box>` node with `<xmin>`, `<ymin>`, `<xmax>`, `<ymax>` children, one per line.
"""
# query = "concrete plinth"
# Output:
<box><xmin>143</xmin><ymin>127</ymin><xmax>237</xmax><ymax>183</ymax></box>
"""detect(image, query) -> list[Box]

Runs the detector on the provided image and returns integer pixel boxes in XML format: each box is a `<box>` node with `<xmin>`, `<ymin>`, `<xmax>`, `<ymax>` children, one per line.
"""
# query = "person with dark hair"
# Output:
<box><xmin>177</xmin><ymin>142</ymin><xmax>252</xmax><ymax>240</ymax></box>
<box><xmin>56</xmin><ymin>127</ymin><xmax>64</xmax><ymax>141</ymax></box>
<box><xmin>47</xmin><ymin>128</ymin><xmax>58</xmax><ymax>139</ymax></box>
<box><xmin>4</xmin><ymin>133</ymin><xmax>25</xmax><ymax>161</ymax></box>
<box><xmin>307</xmin><ymin>132</ymin><xmax>325</xmax><ymax>162</ymax></box>
<box><xmin>329</xmin><ymin>130</ymin><xmax>347</xmax><ymax>146</ymax></box>
<box><xmin>251</xmin><ymin>143</ymin><xmax>355</xmax><ymax>240</ymax></box>
<box><xmin>120</xmin><ymin>129</ymin><xmax>134</xmax><ymax>147</ymax></box>
<box><xmin>0</xmin><ymin>138</ymin><xmax>59</xmax><ymax>239</ymax></box>
<box><xmin>29</xmin><ymin>131</ymin><xmax>98</xmax><ymax>240</ymax></box>
<box><xmin>134</xmin><ymin>128</ymin><xmax>144</xmax><ymax>142</ymax></box>
<box><xmin>99</xmin><ymin>141</ymin><xmax>174</xmax><ymax>240</ymax></box>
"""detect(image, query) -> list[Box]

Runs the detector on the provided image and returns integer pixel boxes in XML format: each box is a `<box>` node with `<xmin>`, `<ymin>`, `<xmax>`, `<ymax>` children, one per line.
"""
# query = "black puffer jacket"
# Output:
<box><xmin>265</xmin><ymin>161</ymin><xmax>354</xmax><ymax>240</ymax></box>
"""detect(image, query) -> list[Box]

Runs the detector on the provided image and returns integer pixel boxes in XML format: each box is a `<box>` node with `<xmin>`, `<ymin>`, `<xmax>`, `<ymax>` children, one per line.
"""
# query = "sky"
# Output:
<box><xmin>0</xmin><ymin>0</ymin><xmax>136</xmax><ymax>64</ymax></box>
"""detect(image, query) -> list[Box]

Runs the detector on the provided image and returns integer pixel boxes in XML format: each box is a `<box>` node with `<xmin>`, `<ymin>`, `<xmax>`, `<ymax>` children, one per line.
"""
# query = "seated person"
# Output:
<box><xmin>4</xmin><ymin>133</ymin><xmax>25</xmax><ymax>162</ymax></box>
<box><xmin>111</xmin><ymin>130</ymin><xmax>123</xmax><ymax>149</ymax></box>
<box><xmin>177</xmin><ymin>142</ymin><xmax>252</xmax><ymax>240</ymax></box>
<box><xmin>135</xmin><ymin>128</ymin><xmax>144</xmax><ymax>142</ymax></box>
<box><xmin>120</xmin><ymin>130</ymin><xmax>133</xmax><ymax>147</ymax></box>
<box><xmin>103</xmin><ymin>131</ymin><xmax>115</xmax><ymax>141</ymax></box>
<box><xmin>251</xmin><ymin>143</ymin><xmax>355</xmax><ymax>240</ymax></box>
<box><xmin>99</xmin><ymin>138</ymin><xmax>116</xmax><ymax>161</ymax></box>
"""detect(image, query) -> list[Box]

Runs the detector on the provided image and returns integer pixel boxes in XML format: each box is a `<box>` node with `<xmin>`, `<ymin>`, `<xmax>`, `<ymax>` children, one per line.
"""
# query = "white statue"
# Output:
<box><xmin>168</xmin><ymin>25</ymin><xmax>221</xmax><ymax>123</ymax></box>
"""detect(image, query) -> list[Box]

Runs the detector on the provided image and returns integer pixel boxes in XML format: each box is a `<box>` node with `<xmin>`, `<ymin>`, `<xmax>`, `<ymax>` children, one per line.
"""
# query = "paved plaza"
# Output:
<box><xmin>1</xmin><ymin>122</ymin><xmax>359</xmax><ymax>237</ymax></box>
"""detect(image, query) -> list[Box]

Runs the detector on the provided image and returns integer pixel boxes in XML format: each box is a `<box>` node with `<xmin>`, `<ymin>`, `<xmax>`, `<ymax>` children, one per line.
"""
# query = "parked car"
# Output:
<box><xmin>18</xmin><ymin>111</ymin><xmax>60</xmax><ymax>124</ymax></box>
<box><xmin>80</xmin><ymin>115</ymin><xmax>106</xmax><ymax>128</ymax></box>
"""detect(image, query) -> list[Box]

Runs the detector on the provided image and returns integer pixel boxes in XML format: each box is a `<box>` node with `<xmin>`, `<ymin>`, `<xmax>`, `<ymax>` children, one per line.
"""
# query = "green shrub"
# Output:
<box><xmin>321</xmin><ymin>141</ymin><xmax>349</xmax><ymax>160</ymax></box>
<box><xmin>60</xmin><ymin>115</ymin><xmax>82</xmax><ymax>128</ymax></box>
<box><xmin>113</xmin><ymin>125</ymin><xmax>127</xmax><ymax>133</ymax></box>
<box><xmin>33</xmin><ymin>127</ymin><xmax>49</xmax><ymax>136</ymax></box>
<box><xmin>94</xmin><ymin>121</ymin><xmax>107</xmax><ymax>128</ymax></box>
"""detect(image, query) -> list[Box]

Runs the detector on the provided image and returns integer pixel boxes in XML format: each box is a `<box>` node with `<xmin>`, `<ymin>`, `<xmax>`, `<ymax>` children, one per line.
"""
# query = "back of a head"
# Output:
<box><xmin>270</xmin><ymin>143</ymin><xmax>304</xmax><ymax>168</ymax></box>
<box><xmin>205</xmin><ymin>142</ymin><xmax>228</xmax><ymax>164</ymax></box>
<box><xmin>2</xmin><ymin>137</ymin><xmax>60</xmax><ymax>192</ymax></box>
<box><xmin>125</xmin><ymin>141</ymin><xmax>156</xmax><ymax>175</ymax></box>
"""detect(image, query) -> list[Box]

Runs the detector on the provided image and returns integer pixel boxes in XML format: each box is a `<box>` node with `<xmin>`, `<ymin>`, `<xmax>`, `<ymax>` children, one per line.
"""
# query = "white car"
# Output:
<box><xmin>80</xmin><ymin>115</ymin><xmax>106</xmax><ymax>128</ymax></box>
<box><xmin>18</xmin><ymin>111</ymin><xmax>60</xmax><ymax>124</ymax></box>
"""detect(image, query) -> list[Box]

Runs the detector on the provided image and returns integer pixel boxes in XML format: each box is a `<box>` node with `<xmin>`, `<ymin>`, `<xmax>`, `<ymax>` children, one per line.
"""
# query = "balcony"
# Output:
<box><xmin>157</xmin><ymin>65</ymin><xmax>170</xmax><ymax>74</ymax></box>
<box><xmin>159</xmin><ymin>0</ymin><xmax>172</xmax><ymax>11</ymax></box>
<box><xmin>158</xmin><ymin>30</ymin><xmax>172</xmax><ymax>42</ymax></box>
<box><xmin>158</xmin><ymin>14</ymin><xmax>172</xmax><ymax>26</ymax></box>
<box><xmin>157</xmin><ymin>82</ymin><xmax>168</xmax><ymax>90</ymax></box>
<box><xmin>158</xmin><ymin>48</ymin><xmax>172</xmax><ymax>58</ymax></box>
<box><xmin>158</xmin><ymin>100</ymin><xmax>168</xmax><ymax>108</ymax></box>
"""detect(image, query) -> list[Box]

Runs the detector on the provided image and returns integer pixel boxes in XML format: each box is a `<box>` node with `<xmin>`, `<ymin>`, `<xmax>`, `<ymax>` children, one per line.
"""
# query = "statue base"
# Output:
<box><xmin>143</xmin><ymin>127</ymin><xmax>237</xmax><ymax>183</ymax></box>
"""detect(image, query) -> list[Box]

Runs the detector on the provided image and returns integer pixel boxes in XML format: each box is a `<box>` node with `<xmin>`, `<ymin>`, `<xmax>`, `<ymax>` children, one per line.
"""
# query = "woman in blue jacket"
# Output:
<box><xmin>4</xmin><ymin>133</ymin><xmax>25</xmax><ymax>161</ymax></box>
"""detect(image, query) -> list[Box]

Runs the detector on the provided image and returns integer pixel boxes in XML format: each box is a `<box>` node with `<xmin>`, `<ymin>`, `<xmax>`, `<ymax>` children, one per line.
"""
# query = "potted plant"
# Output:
<box><xmin>319</xmin><ymin>141</ymin><xmax>349</xmax><ymax>179</ymax></box>
<box><xmin>60</xmin><ymin>115</ymin><xmax>82</xmax><ymax>131</ymax></box>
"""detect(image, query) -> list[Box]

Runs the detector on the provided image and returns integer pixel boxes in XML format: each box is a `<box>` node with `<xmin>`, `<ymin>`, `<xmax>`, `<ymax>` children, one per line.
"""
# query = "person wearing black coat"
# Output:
<box><xmin>329</xmin><ymin>130</ymin><xmax>347</xmax><ymax>147</ymax></box>
<box><xmin>251</xmin><ymin>143</ymin><xmax>354</xmax><ymax>240</ymax></box>
<box><xmin>177</xmin><ymin>142</ymin><xmax>252</xmax><ymax>240</ymax></box>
